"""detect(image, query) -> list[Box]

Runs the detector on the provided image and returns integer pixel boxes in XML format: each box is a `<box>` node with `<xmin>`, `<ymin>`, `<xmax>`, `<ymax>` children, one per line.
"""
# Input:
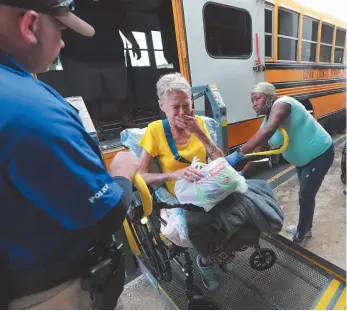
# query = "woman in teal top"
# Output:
<box><xmin>227</xmin><ymin>82</ymin><xmax>334</xmax><ymax>246</ymax></box>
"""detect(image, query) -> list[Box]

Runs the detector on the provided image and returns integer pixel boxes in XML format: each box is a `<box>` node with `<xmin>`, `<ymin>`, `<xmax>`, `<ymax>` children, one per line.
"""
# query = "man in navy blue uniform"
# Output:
<box><xmin>0</xmin><ymin>0</ymin><xmax>141</xmax><ymax>308</ymax></box>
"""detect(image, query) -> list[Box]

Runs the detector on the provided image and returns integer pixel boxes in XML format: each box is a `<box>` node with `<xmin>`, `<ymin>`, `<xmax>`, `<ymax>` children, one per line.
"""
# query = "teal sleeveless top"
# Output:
<box><xmin>261</xmin><ymin>96</ymin><xmax>332</xmax><ymax>167</ymax></box>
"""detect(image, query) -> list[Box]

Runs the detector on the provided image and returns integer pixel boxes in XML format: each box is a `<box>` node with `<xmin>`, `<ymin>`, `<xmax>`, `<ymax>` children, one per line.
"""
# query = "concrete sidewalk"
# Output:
<box><xmin>275</xmin><ymin>141</ymin><xmax>346</xmax><ymax>269</ymax></box>
<box><xmin>119</xmin><ymin>274</ymin><xmax>170</xmax><ymax>310</ymax></box>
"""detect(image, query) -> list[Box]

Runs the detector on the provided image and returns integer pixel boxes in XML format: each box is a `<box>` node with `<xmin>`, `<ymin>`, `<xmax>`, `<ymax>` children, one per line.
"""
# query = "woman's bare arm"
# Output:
<box><xmin>177</xmin><ymin>115</ymin><xmax>225</xmax><ymax>159</ymax></box>
<box><xmin>139</xmin><ymin>150</ymin><xmax>174</xmax><ymax>185</ymax></box>
<box><xmin>240</xmin><ymin>102</ymin><xmax>291</xmax><ymax>154</ymax></box>
<box><xmin>139</xmin><ymin>150</ymin><xmax>204</xmax><ymax>184</ymax></box>
<box><xmin>195</xmin><ymin>129</ymin><xmax>225</xmax><ymax>160</ymax></box>
<box><xmin>241</xmin><ymin>144</ymin><xmax>269</xmax><ymax>177</ymax></box>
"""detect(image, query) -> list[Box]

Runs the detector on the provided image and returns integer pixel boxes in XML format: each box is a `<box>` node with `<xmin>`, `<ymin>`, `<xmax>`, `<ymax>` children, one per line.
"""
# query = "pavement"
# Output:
<box><xmin>120</xmin><ymin>135</ymin><xmax>346</xmax><ymax>310</ymax></box>
<box><xmin>275</xmin><ymin>139</ymin><xmax>346</xmax><ymax>270</ymax></box>
<box><xmin>118</xmin><ymin>274</ymin><xmax>170</xmax><ymax>310</ymax></box>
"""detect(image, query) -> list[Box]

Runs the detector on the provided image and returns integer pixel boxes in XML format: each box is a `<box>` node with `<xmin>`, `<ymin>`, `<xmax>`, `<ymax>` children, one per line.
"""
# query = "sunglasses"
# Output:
<box><xmin>50</xmin><ymin>0</ymin><xmax>76</xmax><ymax>16</ymax></box>
<box><xmin>0</xmin><ymin>0</ymin><xmax>76</xmax><ymax>16</ymax></box>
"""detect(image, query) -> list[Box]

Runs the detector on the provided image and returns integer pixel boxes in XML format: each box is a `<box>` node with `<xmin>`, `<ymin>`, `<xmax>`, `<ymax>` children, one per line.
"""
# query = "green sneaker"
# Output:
<box><xmin>196</xmin><ymin>255</ymin><xmax>219</xmax><ymax>291</ymax></box>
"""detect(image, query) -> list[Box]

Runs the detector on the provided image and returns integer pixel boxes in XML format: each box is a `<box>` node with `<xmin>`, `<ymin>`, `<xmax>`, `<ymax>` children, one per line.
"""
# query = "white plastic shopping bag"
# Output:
<box><xmin>174</xmin><ymin>157</ymin><xmax>248</xmax><ymax>212</ymax></box>
<box><xmin>155</xmin><ymin>188</ymin><xmax>193</xmax><ymax>248</ymax></box>
<box><xmin>120</xmin><ymin>127</ymin><xmax>146</xmax><ymax>157</ymax></box>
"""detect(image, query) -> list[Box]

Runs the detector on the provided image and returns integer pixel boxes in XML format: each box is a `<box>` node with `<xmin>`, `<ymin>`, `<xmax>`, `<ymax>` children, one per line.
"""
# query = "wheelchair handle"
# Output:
<box><xmin>133</xmin><ymin>172</ymin><xmax>153</xmax><ymax>217</ymax></box>
<box><xmin>243</xmin><ymin>128</ymin><xmax>289</xmax><ymax>159</ymax></box>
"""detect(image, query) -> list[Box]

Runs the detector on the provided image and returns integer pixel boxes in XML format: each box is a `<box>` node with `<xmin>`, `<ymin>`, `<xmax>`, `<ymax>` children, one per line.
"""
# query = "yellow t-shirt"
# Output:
<box><xmin>139</xmin><ymin>116</ymin><xmax>210</xmax><ymax>196</ymax></box>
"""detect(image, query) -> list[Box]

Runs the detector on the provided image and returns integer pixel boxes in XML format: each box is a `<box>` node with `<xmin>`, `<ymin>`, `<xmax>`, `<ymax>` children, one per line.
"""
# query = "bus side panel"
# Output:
<box><xmin>311</xmin><ymin>92</ymin><xmax>346</xmax><ymax>119</ymax></box>
<box><xmin>265</xmin><ymin>66</ymin><xmax>346</xmax><ymax>120</ymax></box>
<box><xmin>266</xmin><ymin>68</ymin><xmax>347</xmax><ymax>83</ymax></box>
<box><xmin>227</xmin><ymin>118</ymin><xmax>264</xmax><ymax>148</ymax></box>
<box><xmin>275</xmin><ymin>83</ymin><xmax>346</xmax><ymax>98</ymax></box>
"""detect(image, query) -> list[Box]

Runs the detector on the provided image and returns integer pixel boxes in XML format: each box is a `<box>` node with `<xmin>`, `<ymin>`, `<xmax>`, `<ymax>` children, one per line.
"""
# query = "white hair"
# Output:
<box><xmin>156</xmin><ymin>72</ymin><xmax>192</xmax><ymax>101</ymax></box>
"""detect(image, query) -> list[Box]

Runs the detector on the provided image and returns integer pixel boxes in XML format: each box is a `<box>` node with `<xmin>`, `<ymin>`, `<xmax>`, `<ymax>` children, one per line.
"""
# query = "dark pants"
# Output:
<box><xmin>296</xmin><ymin>144</ymin><xmax>335</xmax><ymax>237</ymax></box>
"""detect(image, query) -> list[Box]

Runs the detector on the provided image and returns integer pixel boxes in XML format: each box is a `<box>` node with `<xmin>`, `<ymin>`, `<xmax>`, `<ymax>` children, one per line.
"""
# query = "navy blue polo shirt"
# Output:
<box><xmin>0</xmin><ymin>52</ymin><xmax>125</xmax><ymax>273</ymax></box>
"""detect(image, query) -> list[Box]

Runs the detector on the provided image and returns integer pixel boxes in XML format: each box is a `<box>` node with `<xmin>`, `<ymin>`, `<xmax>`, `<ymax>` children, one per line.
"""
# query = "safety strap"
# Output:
<box><xmin>162</xmin><ymin>119</ymin><xmax>191</xmax><ymax>164</ymax></box>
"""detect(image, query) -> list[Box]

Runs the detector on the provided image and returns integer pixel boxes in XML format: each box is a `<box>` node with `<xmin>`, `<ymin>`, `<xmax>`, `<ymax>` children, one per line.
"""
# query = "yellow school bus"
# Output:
<box><xmin>171</xmin><ymin>0</ymin><xmax>346</xmax><ymax>151</ymax></box>
<box><xmin>37</xmin><ymin>0</ymin><xmax>346</xmax><ymax>170</ymax></box>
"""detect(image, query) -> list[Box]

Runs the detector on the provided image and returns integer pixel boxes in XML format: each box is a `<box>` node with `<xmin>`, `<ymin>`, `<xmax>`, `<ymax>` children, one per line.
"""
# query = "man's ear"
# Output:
<box><xmin>19</xmin><ymin>11</ymin><xmax>40</xmax><ymax>45</ymax></box>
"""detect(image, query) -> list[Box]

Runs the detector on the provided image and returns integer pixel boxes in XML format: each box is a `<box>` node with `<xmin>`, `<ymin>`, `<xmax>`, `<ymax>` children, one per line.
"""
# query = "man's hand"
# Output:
<box><xmin>132</xmin><ymin>44</ymin><xmax>142</xmax><ymax>60</ymax></box>
<box><xmin>110</xmin><ymin>152</ymin><xmax>141</xmax><ymax>182</ymax></box>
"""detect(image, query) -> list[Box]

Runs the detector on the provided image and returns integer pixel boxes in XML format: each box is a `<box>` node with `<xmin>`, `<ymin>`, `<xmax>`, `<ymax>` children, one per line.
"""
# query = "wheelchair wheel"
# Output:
<box><xmin>127</xmin><ymin>218</ymin><xmax>164</xmax><ymax>281</ymax></box>
<box><xmin>341</xmin><ymin>143</ymin><xmax>346</xmax><ymax>185</ymax></box>
<box><xmin>249</xmin><ymin>248</ymin><xmax>276</xmax><ymax>271</ymax></box>
<box><xmin>147</xmin><ymin>215</ymin><xmax>173</xmax><ymax>282</ymax></box>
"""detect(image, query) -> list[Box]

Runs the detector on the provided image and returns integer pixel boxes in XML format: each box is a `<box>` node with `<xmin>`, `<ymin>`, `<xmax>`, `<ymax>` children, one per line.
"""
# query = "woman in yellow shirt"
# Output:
<box><xmin>139</xmin><ymin>73</ymin><xmax>225</xmax><ymax>291</ymax></box>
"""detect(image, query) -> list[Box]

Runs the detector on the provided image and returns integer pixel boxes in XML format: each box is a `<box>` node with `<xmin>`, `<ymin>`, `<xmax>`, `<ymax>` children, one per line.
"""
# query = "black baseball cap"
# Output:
<box><xmin>0</xmin><ymin>0</ymin><xmax>95</xmax><ymax>36</ymax></box>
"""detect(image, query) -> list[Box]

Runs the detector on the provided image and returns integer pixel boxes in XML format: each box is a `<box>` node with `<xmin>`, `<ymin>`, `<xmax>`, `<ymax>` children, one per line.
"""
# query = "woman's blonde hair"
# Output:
<box><xmin>252</xmin><ymin>82</ymin><xmax>276</xmax><ymax>96</ymax></box>
<box><xmin>156</xmin><ymin>72</ymin><xmax>192</xmax><ymax>101</ymax></box>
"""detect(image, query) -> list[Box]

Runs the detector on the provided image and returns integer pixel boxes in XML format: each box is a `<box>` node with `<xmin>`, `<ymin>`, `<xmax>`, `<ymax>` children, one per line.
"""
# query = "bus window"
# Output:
<box><xmin>265</xmin><ymin>5</ymin><xmax>274</xmax><ymax>58</ymax></box>
<box><xmin>320</xmin><ymin>23</ymin><xmax>334</xmax><ymax>62</ymax></box>
<box><xmin>203</xmin><ymin>3</ymin><xmax>252</xmax><ymax>59</ymax></box>
<box><xmin>278</xmin><ymin>8</ymin><xmax>299</xmax><ymax>61</ymax></box>
<box><xmin>301</xmin><ymin>16</ymin><xmax>319</xmax><ymax>62</ymax></box>
<box><xmin>151</xmin><ymin>31</ymin><xmax>174</xmax><ymax>69</ymax></box>
<box><xmin>120</xmin><ymin>32</ymin><xmax>150</xmax><ymax>67</ymax></box>
<box><xmin>334</xmin><ymin>28</ymin><xmax>346</xmax><ymax>63</ymax></box>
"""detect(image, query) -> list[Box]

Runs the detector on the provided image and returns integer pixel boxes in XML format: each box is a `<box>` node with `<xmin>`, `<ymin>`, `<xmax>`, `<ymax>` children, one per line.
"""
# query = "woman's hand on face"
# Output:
<box><xmin>172</xmin><ymin>166</ymin><xmax>204</xmax><ymax>182</ymax></box>
<box><xmin>173</xmin><ymin>111</ymin><xmax>201</xmax><ymax>134</ymax></box>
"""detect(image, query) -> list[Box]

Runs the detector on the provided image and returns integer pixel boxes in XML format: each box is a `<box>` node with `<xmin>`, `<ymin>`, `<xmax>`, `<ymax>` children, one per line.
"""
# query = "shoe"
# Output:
<box><xmin>196</xmin><ymin>255</ymin><xmax>219</xmax><ymax>291</ymax></box>
<box><xmin>292</xmin><ymin>232</ymin><xmax>308</xmax><ymax>247</ymax></box>
<box><xmin>286</xmin><ymin>225</ymin><xmax>312</xmax><ymax>238</ymax></box>
<box><xmin>219</xmin><ymin>262</ymin><xmax>233</xmax><ymax>273</ymax></box>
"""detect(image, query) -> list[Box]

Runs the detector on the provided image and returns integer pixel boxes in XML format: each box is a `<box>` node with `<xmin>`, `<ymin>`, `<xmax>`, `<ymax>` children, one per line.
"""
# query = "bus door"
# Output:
<box><xmin>181</xmin><ymin>0</ymin><xmax>266</xmax><ymax>125</ymax></box>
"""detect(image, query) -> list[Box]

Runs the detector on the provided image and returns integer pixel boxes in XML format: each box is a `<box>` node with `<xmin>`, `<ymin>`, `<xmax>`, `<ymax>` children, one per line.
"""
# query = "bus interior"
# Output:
<box><xmin>38</xmin><ymin>0</ymin><xmax>180</xmax><ymax>142</ymax></box>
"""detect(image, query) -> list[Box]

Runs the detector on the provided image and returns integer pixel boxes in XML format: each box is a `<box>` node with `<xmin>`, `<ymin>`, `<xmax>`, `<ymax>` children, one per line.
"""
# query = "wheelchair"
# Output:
<box><xmin>129</xmin><ymin>121</ymin><xmax>289</xmax><ymax>309</ymax></box>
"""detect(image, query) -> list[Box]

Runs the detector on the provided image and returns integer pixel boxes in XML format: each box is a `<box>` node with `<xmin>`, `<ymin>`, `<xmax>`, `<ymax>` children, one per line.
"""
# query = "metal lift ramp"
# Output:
<box><xmin>136</xmin><ymin>234</ymin><xmax>346</xmax><ymax>310</ymax></box>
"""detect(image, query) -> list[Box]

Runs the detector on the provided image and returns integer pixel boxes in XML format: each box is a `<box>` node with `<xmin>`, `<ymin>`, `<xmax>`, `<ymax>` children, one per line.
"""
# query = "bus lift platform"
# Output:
<box><xmin>124</xmin><ymin>138</ymin><xmax>346</xmax><ymax>310</ymax></box>
<box><xmin>135</xmin><ymin>233</ymin><xmax>346</xmax><ymax>310</ymax></box>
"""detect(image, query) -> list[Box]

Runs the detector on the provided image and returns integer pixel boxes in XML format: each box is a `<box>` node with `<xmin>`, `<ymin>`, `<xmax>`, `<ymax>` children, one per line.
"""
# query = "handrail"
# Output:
<box><xmin>244</xmin><ymin>128</ymin><xmax>289</xmax><ymax>158</ymax></box>
<box><xmin>133</xmin><ymin>173</ymin><xmax>153</xmax><ymax>218</ymax></box>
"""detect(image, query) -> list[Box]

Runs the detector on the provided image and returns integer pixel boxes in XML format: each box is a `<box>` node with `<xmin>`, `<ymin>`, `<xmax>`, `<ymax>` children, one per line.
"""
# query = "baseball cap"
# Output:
<box><xmin>0</xmin><ymin>0</ymin><xmax>95</xmax><ymax>37</ymax></box>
